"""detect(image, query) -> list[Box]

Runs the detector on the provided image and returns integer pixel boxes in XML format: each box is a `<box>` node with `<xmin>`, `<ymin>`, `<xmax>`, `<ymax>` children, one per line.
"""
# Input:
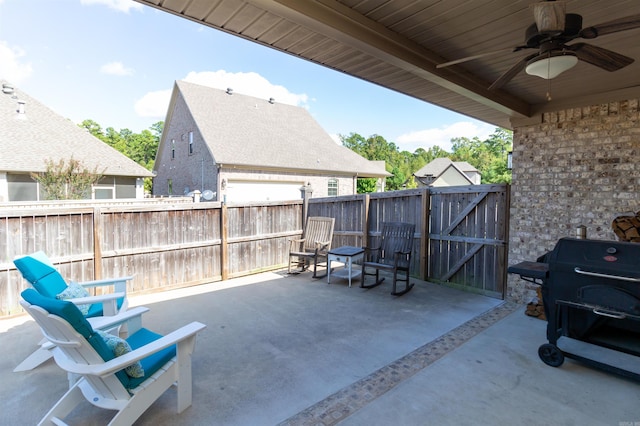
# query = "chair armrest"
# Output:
<box><xmin>69</xmin><ymin>292</ymin><xmax>126</xmax><ymax>316</ymax></box>
<box><xmin>68</xmin><ymin>292</ymin><xmax>126</xmax><ymax>306</ymax></box>
<box><xmin>363</xmin><ymin>246</ymin><xmax>381</xmax><ymax>260</ymax></box>
<box><xmin>87</xmin><ymin>306</ymin><xmax>149</xmax><ymax>335</ymax></box>
<box><xmin>314</xmin><ymin>240</ymin><xmax>331</xmax><ymax>251</ymax></box>
<box><xmin>57</xmin><ymin>321</ymin><xmax>207</xmax><ymax>376</ymax></box>
<box><xmin>79</xmin><ymin>275</ymin><xmax>134</xmax><ymax>294</ymax></box>
<box><xmin>289</xmin><ymin>238</ymin><xmax>306</xmax><ymax>251</ymax></box>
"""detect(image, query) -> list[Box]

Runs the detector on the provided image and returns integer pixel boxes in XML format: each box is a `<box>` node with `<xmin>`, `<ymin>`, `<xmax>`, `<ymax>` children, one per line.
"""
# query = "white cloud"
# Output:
<box><xmin>80</xmin><ymin>0</ymin><xmax>143</xmax><ymax>13</ymax></box>
<box><xmin>183</xmin><ymin>70</ymin><xmax>309</xmax><ymax>107</ymax></box>
<box><xmin>135</xmin><ymin>89</ymin><xmax>170</xmax><ymax>118</ymax></box>
<box><xmin>0</xmin><ymin>41</ymin><xmax>33</xmax><ymax>84</ymax></box>
<box><xmin>396</xmin><ymin>121</ymin><xmax>496</xmax><ymax>153</ymax></box>
<box><xmin>134</xmin><ymin>70</ymin><xmax>309</xmax><ymax>119</ymax></box>
<box><xmin>100</xmin><ymin>61</ymin><xmax>134</xmax><ymax>76</ymax></box>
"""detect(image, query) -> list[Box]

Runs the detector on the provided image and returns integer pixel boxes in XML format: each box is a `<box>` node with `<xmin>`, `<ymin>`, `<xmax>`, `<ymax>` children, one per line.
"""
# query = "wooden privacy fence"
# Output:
<box><xmin>0</xmin><ymin>200</ymin><xmax>302</xmax><ymax>316</ymax></box>
<box><xmin>0</xmin><ymin>185</ymin><xmax>509</xmax><ymax>317</ymax></box>
<box><xmin>428</xmin><ymin>185</ymin><xmax>510</xmax><ymax>298</ymax></box>
<box><xmin>308</xmin><ymin>189</ymin><xmax>428</xmax><ymax>279</ymax></box>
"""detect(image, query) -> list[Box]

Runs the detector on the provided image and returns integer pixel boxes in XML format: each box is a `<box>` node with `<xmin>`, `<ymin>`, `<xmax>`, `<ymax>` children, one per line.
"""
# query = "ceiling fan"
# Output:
<box><xmin>437</xmin><ymin>1</ymin><xmax>640</xmax><ymax>91</ymax></box>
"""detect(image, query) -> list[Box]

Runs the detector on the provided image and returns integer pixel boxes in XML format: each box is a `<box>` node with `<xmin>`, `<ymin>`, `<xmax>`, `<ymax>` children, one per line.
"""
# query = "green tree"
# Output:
<box><xmin>79</xmin><ymin>120</ymin><xmax>163</xmax><ymax>193</ymax></box>
<box><xmin>31</xmin><ymin>158</ymin><xmax>104</xmax><ymax>200</ymax></box>
<box><xmin>340</xmin><ymin>133</ymin><xmax>412</xmax><ymax>191</ymax></box>
<box><xmin>450</xmin><ymin>128</ymin><xmax>512</xmax><ymax>184</ymax></box>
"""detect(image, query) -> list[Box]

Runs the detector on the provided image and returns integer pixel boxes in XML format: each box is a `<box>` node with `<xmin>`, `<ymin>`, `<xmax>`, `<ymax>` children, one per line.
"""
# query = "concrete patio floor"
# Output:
<box><xmin>1</xmin><ymin>270</ymin><xmax>638</xmax><ymax>425</ymax></box>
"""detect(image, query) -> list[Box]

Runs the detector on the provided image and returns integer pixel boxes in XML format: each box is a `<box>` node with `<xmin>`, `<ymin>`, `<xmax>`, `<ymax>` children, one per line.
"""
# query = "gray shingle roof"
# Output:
<box><xmin>0</xmin><ymin>81</ymin><xmax>153</xmax><ymax>177</ymax></box>
<box><xmin>170</xmin><ymin>80</ymin><xmax>389</xmax><ymax>177</ymax></box>
<box><xmin>414</xmin><ymin>158</ymin><xmax>478</xmax><ymax>177</ymax></box>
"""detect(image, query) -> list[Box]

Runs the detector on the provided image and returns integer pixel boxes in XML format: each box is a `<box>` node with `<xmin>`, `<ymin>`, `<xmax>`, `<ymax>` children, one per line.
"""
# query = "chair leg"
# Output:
<box><xmin>360</xmin><ymin>265</ymin><xmax>385</xmax><ymax>289</ymax></box>
<box><xmin>13</xmin><ymin>345</ymin><xmax>54</xmax><ymax>372</ymax></box>
<box><xmin>311</xmin><ymin>255</ymin><xmax>328</xmax><ymax>279</ymax></box>
<box><xmin>39</xmin><ymin>379</ymin><xmax>86</xmax><ymax>425</ymax></box>
<box><xmin>390</xmin><ymin>269</ymin><xmax>414</xmax><ymax>296</ymax></box>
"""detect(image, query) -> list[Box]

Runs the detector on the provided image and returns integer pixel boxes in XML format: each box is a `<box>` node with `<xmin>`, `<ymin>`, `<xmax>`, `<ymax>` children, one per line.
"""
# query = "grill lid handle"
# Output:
<box><xmin>574</xmin><ymin>267</ymin><xmax>640</xmax><ymax>283</ymax></box>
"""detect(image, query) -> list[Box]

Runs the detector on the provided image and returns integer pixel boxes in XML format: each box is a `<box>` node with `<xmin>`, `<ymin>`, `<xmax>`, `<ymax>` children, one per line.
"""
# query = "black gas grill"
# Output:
<box><xmin>509</xmin><ymin>237</ymin><xmax>640</xmax><ymax>380</ymax></box>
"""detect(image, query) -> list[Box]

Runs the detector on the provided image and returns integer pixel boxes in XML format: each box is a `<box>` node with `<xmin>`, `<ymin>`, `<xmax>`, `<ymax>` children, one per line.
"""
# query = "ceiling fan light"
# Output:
<box><xmin>525</xmin><ymin>52</ymin><xmax>578</xmax><ymax>79</ymax></box>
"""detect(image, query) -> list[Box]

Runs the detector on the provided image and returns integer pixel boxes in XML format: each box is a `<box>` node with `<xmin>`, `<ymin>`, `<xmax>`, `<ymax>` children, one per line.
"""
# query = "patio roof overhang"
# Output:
<box><xmin>134</xmin><ymin>0</ymin><xmax>640</xmax><ymax>129</ymax></box>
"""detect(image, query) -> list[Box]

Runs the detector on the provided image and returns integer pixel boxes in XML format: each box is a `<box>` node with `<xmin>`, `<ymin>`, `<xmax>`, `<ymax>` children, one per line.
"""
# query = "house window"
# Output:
<box><xmin>188</xmin><ymin>131</ymin><xmax>194</xmax><ymax>155</ymax></box>
<box><xmin>171</xmin><ymin>139</ymin><xmax>175</xmax><ymax>159</ymax></box>
<box><xmin>328</xmin><ymin>178</ymin><xmax>338</xmax><ymax>196</ymax></box>
<box><xmin>168</xmin><ymin>179</ymin><xmax>173</xmax><ymax>196</ymax></box>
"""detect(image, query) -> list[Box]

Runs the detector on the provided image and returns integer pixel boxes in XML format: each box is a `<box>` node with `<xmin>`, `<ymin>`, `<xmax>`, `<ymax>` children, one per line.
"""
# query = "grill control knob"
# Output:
<box><xmin>606</xmin><ymin>247</ymin><xmax>617</xmax><ymax>254</ymax></box>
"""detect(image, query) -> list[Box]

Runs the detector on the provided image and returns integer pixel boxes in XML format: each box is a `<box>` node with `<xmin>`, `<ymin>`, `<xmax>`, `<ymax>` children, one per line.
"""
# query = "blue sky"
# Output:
<box><xmin>0</xmin><ymin>0</ymin><xmax>497</xmax><ymax>152</ymax></box>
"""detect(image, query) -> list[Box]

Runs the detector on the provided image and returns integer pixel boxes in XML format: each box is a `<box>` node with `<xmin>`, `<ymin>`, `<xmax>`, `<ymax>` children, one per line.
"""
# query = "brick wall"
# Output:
<box><xmin>508</xmin><ymin>98</ymin><xmax>640</xmax><ymax>302</ymax></box>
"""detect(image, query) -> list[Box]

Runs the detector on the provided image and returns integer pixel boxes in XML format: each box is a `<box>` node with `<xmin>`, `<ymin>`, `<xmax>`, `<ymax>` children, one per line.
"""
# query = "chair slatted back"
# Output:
<box><xmin>379</xmin><ymin>222</ymin><xmax>415</xmax><ymax>267</ymax></box>
<box><xmin>20</xmin><ymin>299</ymin><xmax>131</xmax><ymax>401</ymax></box>
<box><xmin>303</xmin><ymin>217</ymin><xmax>335</xmax><ymax>252</ymax></box>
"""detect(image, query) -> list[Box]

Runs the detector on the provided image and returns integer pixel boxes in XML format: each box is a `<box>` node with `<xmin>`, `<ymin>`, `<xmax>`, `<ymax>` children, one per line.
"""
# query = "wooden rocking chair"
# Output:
<box><xmin>361</xmin><ymin>222</ymin><xmax>416</xmax><ymax>296</ymax></box>
<box><xmin>288</xmin><ymin>216</ymin><xmax>335</xmax><ymax>278</ymax></box>
<box><xmin>20</xmin><ymin>288</ymin><xmax>206</xmax><ymax>426</ymax></box>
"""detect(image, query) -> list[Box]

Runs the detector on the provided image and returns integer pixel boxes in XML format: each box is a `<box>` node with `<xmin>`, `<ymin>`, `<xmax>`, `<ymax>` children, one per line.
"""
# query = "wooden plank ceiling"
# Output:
<box><xmin>134</xmin><ymin>0</ymin><xmax>640</xmax><ymax>129</ymax></box>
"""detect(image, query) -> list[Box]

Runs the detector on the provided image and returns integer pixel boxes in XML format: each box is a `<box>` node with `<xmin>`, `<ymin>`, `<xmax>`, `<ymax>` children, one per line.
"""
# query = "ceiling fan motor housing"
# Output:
<box><xmin>525</xmin><ymin>13</ymin><xmax>583</xmax><ymax>46</ymax></box>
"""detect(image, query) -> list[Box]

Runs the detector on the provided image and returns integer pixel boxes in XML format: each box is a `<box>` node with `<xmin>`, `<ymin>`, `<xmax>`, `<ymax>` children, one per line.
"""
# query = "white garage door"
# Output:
<box><xmin>225</xmin><ymin>181</ymin><xmax>303</xmax><ymax>203</ymax></box>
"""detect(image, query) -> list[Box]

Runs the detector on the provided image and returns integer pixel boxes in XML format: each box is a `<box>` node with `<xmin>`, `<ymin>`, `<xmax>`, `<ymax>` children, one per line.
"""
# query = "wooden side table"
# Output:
<box><xmin>327</xmin><ymin>246</ymin><xmax>364</xmax><ymax>287</ymax></box>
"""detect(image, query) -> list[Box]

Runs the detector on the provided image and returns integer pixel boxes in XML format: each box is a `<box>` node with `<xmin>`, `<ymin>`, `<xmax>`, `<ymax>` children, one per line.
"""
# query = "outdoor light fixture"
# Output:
<box><xmin>507</xmin><ymin>151</ymin><xmax>513</xmax><ymax>170</ymax></box>
<box><xmin>525</xmin><ymin>51</ymin><xmax>578</xmax><ymax>79</ymax></box>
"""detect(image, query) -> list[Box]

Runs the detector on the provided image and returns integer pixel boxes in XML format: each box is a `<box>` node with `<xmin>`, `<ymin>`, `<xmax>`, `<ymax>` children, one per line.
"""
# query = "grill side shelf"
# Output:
<box><xmin>507</xmin><ymin>261</ymin><xmax>549</xmax><ymax>285</ymax></box>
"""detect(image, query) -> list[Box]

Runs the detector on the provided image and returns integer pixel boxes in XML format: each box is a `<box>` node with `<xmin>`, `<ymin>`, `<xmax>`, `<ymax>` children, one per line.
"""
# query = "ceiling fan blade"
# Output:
<box><xmin>488</xmin><ymin>53</ymin><xmax>538</xmax><ymax>91</ymax></box>
<box><xmin>436</xmin><ymin>46</ymin><xmax>528</xmax><ymax>68</ymax></box>
<box><xmin>580</xmin><ymin>13</ymin><xmax>640</xmax><ymax>39</ymax></box>
<box><xmin>569</xmin><ymin>43</ymin><xmax>634</xmax><ymax>71</ymax></box>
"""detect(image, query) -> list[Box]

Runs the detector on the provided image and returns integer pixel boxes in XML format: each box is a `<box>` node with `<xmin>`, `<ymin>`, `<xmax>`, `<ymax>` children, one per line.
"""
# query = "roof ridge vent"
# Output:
<box><xmin>226</xmin><ymin>88</ymin><xmax>233</xmax><ymax>95</ymax></box>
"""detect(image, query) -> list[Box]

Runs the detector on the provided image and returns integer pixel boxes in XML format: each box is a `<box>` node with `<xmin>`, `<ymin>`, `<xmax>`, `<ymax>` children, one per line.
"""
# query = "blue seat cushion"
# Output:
<box><xmin>124</xmin><ymin>328</ymin><xmax>177</xmax><ymax>390</ymax></box>
<box><xmin>86</xmin><ymin>297</ymin><xmax>125</xmax><ymax>318</ymax></box>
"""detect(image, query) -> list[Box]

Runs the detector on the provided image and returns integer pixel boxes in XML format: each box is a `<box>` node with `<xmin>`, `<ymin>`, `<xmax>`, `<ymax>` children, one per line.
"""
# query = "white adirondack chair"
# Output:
<box><xmin>13</xmin><ymin>251</ymin><xmax>134</xmax><ymax>371</ymax></box>
<box><xmin>21</xmin><ymin>288</ymin><xmax>206</xmax><ymax>426</ymax></box>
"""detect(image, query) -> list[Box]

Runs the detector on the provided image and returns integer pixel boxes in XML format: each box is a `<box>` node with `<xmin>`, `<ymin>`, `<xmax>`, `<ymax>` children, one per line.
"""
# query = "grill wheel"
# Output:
<box><xmin>538</xmin><ymin>343</ymin><xmax>565</xmax><ymax>367</ymax></box>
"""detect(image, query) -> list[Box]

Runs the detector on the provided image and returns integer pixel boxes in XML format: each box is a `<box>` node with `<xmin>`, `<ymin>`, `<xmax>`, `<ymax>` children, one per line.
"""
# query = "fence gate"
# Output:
<box><xmin>428</xmin><ymin>184</ymin><xmax>510</xmax><ymax>299</ymax></box>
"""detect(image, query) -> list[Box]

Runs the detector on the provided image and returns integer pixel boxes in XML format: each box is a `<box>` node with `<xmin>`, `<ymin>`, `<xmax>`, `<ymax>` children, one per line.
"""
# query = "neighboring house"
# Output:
<box><xmin>413</xmin><ymin>158</ymin><xmax>481</xmax><ymax>187</ymax></box>
<box><xmin>153</xmin><ymin>80</ymin><xmax>389</xmax><ymax>202</ymax></box>
<box><xmin>0</xmin><ymin>81</ymin><xmax>153</xmax><ymax>202</ymax></box>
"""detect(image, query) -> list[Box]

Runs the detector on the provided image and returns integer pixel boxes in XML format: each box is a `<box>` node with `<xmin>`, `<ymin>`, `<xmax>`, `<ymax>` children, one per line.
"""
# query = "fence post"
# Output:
<box><xmin>362</xmin><ymin>193</ymin><xmax>370</xmax><ymax>248</ymax></box>
<box><xmin>221</xmin><ymin>203</ymin><xmax>228</xmax><ymax>281</ymax></box>
<box><xmin>93</xmin><ymin>207</ymin><xmax>102</xmax><ymax>280</ymax></box>
<box><xmin>420</xmin><ymin>188</ymin><xmax>430</xmax><ymax>280</ymax></box>
<box><xmin>300</xmin><ymin>183</ymin><xmax>313</xmax><ymax>228</ymax></box>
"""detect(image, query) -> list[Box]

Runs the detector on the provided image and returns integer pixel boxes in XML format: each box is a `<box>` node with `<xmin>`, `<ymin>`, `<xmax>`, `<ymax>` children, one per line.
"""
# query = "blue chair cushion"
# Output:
<box><xmin>21</xmin><ymin>288</ymin><xmax>174</xmax><ymax>391</ymax></box>
<box><xmin>86</xmin><ymin>297</ymin><xmax>125</xmax><ymax>318</ymax></box>
<box><xmin>21</xmin><ymin>289</ymin><xmax>93</xmax><ymax>338</ymax></box>
<box><xmin>14</xmin><ymin>252</ymin><xmax>69</xmax><ymax>298</ymax></box>
<box><xmin>20</xmin><ymin>288</ymin><xmax>130</xmax><ymax>386</ymax></box>
<box><xmin>124</xmin><ymin>328</ymin><xmax>177</xmax><ymax>390</ymax></box>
